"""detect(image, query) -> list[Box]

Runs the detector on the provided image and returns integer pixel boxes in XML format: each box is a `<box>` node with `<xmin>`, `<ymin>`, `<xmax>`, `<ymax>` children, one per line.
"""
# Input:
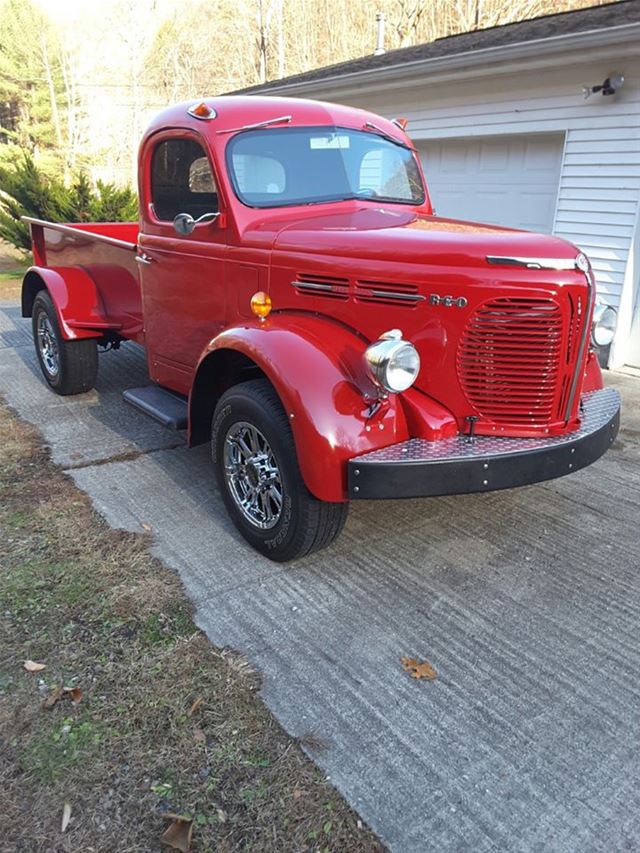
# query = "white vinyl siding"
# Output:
<box><xmin>553</xmin><ymin>126</ymin><xmax>640</xmax><ymax>309</ymax></box>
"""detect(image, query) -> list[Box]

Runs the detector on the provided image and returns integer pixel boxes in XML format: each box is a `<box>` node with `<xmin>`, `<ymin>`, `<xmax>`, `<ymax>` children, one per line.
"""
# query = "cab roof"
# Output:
<box><xmin>141</xmin><ymin>95</ymin><xmax>408</xmax><ymax>146</ymax></box>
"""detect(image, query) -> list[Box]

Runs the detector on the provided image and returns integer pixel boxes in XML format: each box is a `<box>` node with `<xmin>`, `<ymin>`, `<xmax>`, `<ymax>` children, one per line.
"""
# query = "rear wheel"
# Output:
<box><xmin>212</xmin><ymin>379</ymin><xmax>348</xmax><ymax>562</ymax></box>
<box><xmin>32</xmin><ymin>291</ymin><xmax>98</xmax><ymax>395</ymax></box>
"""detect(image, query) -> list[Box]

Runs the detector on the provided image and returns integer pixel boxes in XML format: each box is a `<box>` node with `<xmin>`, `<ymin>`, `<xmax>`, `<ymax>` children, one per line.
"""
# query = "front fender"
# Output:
<box><xmin>194</xmin><ymin>313</ymin><xmax>410</xmax><ymax>502</ymax></box>
<box><xmin>22</xmin><ymin>266</ymin><xmax>117</xmax><ymax>340</ymax></box>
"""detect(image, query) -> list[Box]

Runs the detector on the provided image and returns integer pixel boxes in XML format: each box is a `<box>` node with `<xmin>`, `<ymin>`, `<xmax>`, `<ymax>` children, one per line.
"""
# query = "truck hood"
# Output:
<box><xmin>270</xmin><ymin>207</ymin><xmax>579</xmax><ymax>267</ymax></box>
<box><xmin>265</xmin><ymin>206</ymin><xmax>589</xmax><ymax>439</ymax></box>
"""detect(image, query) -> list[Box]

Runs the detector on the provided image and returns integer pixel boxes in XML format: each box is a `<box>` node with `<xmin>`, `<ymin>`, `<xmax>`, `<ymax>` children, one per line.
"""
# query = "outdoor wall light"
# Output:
<box><xmin>582</xmin><ymin>72</ymin><xmax>624</xmax><ymax>99</ymax></box>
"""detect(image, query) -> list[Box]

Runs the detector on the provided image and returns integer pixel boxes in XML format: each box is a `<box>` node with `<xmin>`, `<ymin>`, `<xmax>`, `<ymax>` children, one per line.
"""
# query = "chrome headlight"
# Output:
<box><xmin>591</xmin><ymin>303</ymin><xmax>617</xmax><ymax>348</ymax></box>
<box><xmin>364</xmin><ymin>329</ymin><xmax>420</xmax><ymax>393</ymax></box>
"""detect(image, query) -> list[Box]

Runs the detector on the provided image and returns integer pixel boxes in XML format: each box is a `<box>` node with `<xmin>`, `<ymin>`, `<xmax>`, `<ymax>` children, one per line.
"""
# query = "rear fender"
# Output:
<box><xmin>22</xmin><ymin>266</ymin><xmax>116</xmax><ymax>340</ymax></box>
<box><xmin>190</xmin><ymin>314</ymin><xmax>411</xmax><ymax>502</ymax></box>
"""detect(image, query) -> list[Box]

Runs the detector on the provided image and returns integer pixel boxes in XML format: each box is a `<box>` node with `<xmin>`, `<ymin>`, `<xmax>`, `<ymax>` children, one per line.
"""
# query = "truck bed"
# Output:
<box><xmin>24</xmin><ymin>217</ymin><xmax>143</xmax><ymax>342</ymax></box>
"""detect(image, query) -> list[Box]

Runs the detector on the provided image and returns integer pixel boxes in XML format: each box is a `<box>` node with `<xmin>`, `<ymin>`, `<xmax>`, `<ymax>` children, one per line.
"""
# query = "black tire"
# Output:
<box><xmin>212</xmin><ymin>379</ymin><xmax>348</xmax><ymax>562</ymax></box>
<box><xmin>32</xmin><ymin>290</ymin><xmax>98</xmax><ymax>396</ymax></box>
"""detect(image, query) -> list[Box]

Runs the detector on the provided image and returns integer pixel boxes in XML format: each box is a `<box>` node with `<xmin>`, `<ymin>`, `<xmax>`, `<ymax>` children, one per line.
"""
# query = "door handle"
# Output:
<box><xmin>135</xmin><ymin>253</ymin><xmax>154</xmax><ymax>265</ymax></box>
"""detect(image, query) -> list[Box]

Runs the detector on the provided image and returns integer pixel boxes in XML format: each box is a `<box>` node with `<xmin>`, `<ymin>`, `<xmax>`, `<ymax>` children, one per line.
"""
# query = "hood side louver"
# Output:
<box><xmin>293</xmin><ymin>273</ymin><xmax>349</xmax><ymax>300</ymax></box>
<box><xmin>355</xmin><ymin>280</ymin><xmax>425</xmax><ymax>307</ymax></box>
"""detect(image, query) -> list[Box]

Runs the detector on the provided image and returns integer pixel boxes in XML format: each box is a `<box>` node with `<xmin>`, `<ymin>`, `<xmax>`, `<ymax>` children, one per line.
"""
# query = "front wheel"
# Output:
<box><xmin>212</xmin><ymin>379</ymin><xmax>348</xmax><ymax>562</ymax></box>
<box><xmin>32</xmin><ymin>291</ymin><xmax>98</xmax><ymax>395</ymax></box>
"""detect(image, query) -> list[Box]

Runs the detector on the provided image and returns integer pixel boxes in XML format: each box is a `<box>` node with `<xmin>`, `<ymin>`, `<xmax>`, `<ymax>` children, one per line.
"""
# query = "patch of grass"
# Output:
<box><xmin>22</xmin><ymin>716</ymin><xmax>112</xmax><ymax>785</ymax></box>
<box><xmin>138</xmin><ymin>606</ymin><xmax>194</xmax><ymax>648</ymax></box>
<box><xmin>0</xmin><ymin>400</ymin><xmax>385</xmax><ymax>852</ymax></box>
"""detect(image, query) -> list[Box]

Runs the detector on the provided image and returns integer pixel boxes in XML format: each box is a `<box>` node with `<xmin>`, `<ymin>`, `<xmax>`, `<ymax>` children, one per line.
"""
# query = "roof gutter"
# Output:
<box><xmin>246</xmin><ymin>22</ymin><xmax>640</xmax><ymax>96</ymax></box>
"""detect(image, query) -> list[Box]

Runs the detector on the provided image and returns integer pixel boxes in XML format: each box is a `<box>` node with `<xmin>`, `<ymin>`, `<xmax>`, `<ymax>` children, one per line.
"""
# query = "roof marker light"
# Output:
<box><xmin>188</xmin><ymin>101</ymin><xmax>217</xmax><ymax>120</ymax></box>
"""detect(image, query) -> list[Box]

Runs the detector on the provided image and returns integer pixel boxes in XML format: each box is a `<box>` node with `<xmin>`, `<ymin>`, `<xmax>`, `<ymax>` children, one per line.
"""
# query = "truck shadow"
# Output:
<box><xmin>0</xmin><ymin>303</ymin><xmax>34</xmax><ymax>351</ymax></box>
<box><xmin>3</xmin><ymin>303</ymin><xmax>186</xmax><ymax>468</ymax></box>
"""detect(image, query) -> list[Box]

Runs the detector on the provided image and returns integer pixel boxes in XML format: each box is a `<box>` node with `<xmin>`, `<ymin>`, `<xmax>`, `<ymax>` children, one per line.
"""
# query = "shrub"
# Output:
<box><xmin>0</xmin><ymin>155</ymin><xmax>71</xmax><ymax>250</ymax></box>
<box><xmin>67</xmin><ymin>174</ymin><xmax>138</xmax><ymax>223</ymax></box>
<box><xmin>0</xmin><ymin>153</ymin><xmax>138</xmax><ymax>251</ymax></box>
<box><xmin>86</xmin><ymin>180</ymin><xmax>138</xmax><ymax>223</ymax></box>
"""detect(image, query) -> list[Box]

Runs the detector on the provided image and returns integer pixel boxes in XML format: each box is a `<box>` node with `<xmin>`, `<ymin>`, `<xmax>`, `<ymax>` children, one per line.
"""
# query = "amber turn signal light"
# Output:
<box><xmin>251</xmin><ymin>291</ymin><xmax>272</xmax><ymax>320</ymax></box>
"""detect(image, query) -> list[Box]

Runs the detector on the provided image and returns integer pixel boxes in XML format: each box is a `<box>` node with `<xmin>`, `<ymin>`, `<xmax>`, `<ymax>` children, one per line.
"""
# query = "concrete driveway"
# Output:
<box><xmin>2</xmin><ymin>297</ymin><xmax>639</xmax><ymax>852</ymax></box>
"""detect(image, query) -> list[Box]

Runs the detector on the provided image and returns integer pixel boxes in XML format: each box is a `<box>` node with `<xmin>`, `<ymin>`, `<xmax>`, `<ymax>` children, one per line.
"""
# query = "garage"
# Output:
<box><xmin>418</xmin><ymin>133</ymin><xmax>564</xmax><ymax>233</ymax></box>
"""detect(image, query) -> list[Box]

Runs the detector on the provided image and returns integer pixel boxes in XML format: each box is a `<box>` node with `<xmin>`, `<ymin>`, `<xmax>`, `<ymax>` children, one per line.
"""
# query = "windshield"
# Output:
<box><xmin>226</xmin><ymin>126</ymin><xmax>425</xmax><ymax>208</ymax></box>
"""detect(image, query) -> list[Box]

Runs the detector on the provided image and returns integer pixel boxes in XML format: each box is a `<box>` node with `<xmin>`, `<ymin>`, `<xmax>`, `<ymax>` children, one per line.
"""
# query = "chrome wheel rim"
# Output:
<box><xmin>223</xmin><ymin>421</ymin><xmax>283</xmax><ymax>530</ymax></box>
<box><xmin>36</xmin><ymin>312</ymin><xmax>59</xmax><ymax>377</ymax></box>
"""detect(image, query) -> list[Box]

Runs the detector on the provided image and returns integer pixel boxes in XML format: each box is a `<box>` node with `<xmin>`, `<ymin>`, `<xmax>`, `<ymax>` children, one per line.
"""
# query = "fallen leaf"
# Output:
<box><xmin>141</xmin><ymin>522</ymin><xmax>153</xmax><ymax>532</ymax></box>
<box><xmin>61</xmin><ymin>802</ymin><xmax>71</xmax><ymax>833</ymax></box>
<box><xmin>161</xmin><ymin>817</ymin><xmax>193</xmax><ymax>852</ymax></box>
<box><xmin>43</xmin><ymin>685</ymin><xmax>64</xmax><ymax>709</ymax></box>
<box><xmin>63</xmin><ymin>686</ymin><xmax>83</xmax><ymax>704</ymax></box>
<box><xmin>24</xmin><ymin>660</ymin><xmax>46</xmax><ymax>672</ymax></box>
<box><xmin>187</xmin><ymin>697</ymin><xmax>203</xmax><ymax>717</ymax></box>
<box><xmin>193</xmin><ymin>728</ymin><xmax>206</xmax><ymax>744</ymax></box>
<box><xmin>216</xmin><ymin>808</ymin><xmax>227</xmax><ymax>824</ymax></box>
<box><xmin>400</xmin><ymin>656</ymin><xmax>437</xmax><ymax>680</ymax></box>
<box><xmin>293</xmin><ymin>788</ymin><xmax>303</xmax><ymax>800</ymax></box>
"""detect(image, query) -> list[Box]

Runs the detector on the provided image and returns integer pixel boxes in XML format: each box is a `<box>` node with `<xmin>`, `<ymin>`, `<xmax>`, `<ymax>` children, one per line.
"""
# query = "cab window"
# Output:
<box><xmin>151</xmin><ymin>138</ymin><xmax>218</xmax><ymax>221</ymax></box>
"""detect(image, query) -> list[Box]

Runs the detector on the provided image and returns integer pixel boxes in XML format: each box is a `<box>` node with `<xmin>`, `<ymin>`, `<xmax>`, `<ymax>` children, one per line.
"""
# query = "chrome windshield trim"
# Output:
<box><xmin>486</xmin><ymin>255</ymin><xmax>578</xmax><ymax>271</ymax></box>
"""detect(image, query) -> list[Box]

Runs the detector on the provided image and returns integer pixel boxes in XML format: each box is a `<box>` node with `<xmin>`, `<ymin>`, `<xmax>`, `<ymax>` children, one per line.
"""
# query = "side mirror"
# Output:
<box><xmin>173</xmin><ymin>211</ymin><xmax>219</xmax><ymax>235</ymax></box>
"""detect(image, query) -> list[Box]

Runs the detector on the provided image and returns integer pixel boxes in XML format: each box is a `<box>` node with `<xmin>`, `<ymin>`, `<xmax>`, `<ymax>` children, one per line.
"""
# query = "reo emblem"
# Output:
<box><xmin>429</xmin><ymin>294</ymin><xmax>468</xmax><ymax>308</ymax></box>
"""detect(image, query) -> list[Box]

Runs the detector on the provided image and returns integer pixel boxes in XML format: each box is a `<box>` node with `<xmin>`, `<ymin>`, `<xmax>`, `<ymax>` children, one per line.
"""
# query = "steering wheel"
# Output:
<box><xmin>355</xmin><ymin>187</ymin><xmax>380</xmax><ymax>198</ymax></box>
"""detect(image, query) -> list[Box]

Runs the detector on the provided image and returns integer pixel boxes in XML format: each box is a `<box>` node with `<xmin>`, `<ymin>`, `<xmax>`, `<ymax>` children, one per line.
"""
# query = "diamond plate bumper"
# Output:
<box><xmin>347</xmin><ymin>387</ymin><xmax>621</xmax><ymax>500</ymax></box>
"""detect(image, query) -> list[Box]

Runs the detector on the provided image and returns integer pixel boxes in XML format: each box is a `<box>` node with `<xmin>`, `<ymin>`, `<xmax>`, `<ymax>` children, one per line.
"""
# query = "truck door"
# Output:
<box><xmin>138</xmin><ymin>133</ymin><xmax>227</xmax><ymax>395</ymax></box>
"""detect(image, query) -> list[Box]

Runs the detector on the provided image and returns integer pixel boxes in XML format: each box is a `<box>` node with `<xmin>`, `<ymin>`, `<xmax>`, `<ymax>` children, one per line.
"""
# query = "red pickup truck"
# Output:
<box><xmin>22</xmin><ymin>96</ymin><xmax>620</xmax><ymax>561</ymax></box>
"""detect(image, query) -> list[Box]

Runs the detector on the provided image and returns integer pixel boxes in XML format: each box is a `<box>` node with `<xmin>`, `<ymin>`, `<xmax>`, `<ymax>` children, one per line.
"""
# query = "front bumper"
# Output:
<box><xmin>348</xmin><ymin>387</ymin><xmax>620</xmax><ymax>500</ymax></box>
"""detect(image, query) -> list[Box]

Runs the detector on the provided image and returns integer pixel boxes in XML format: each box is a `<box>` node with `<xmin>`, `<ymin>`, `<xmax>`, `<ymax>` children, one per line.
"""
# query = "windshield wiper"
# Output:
<box><xmin>362</xmin><ymin>121</ymin><xmax>407</xmax><ymax>147</ymax></box>
<box><xmin>335</xmin><ymin>192</ymin><xmax>415</xmax><ymax>205</ymax></box>
<box><xmin>217</xmin><ymin>115</ymin><xmax>292</xmax><ymax>135</ymax></box>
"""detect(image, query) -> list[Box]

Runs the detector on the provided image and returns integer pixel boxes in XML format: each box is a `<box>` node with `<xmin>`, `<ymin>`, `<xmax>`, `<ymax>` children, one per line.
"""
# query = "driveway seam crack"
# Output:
<box><xmin>63</xmin><ymin>441</ymin><xmax>185</xmax><ymax>470</ymax></box>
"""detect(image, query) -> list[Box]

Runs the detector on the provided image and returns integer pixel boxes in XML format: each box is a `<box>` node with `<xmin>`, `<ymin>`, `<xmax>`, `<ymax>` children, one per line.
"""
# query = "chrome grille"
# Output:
<box><xmin>457</xmin><ymin>297</ymin><xmax>564</xmax><ymax>427</ymax></box>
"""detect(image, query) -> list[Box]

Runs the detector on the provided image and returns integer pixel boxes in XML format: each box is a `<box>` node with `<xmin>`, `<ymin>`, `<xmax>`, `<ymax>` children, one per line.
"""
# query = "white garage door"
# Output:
<box><xmin>418</xmin><ymin>134</ymin><xmax>564</xmax><ymax>233</ymax></box>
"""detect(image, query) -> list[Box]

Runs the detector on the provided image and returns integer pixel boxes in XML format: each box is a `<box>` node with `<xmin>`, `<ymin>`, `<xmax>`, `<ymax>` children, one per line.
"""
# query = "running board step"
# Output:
<box><xmin>123</xmin><ymin>386</ymin><xmax>188</xmax><ymax>430</ymax></box>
